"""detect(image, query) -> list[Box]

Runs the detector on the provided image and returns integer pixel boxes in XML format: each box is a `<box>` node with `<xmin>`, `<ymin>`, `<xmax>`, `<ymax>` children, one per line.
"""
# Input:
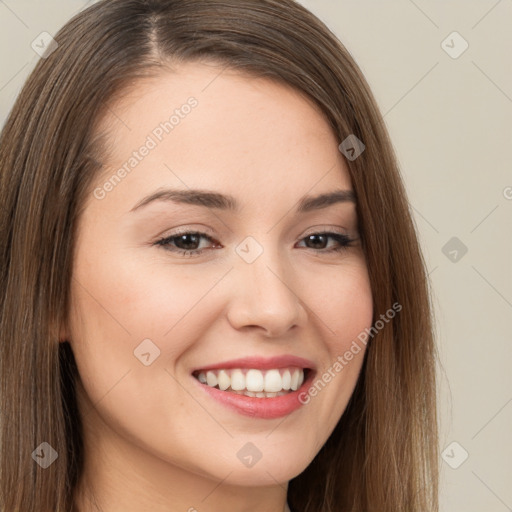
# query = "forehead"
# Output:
<box><xmin>88</xmin><ymin>61</ymin><xmax>353</xmax><ymax>213</ymax></box>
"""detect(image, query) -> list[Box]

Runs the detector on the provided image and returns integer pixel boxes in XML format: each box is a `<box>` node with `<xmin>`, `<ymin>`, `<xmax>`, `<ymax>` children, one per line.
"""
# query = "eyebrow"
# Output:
<box><xmin>129</xmin><ymin>188</ymin><xmax>356</xmax><ymax>214</ymax></box>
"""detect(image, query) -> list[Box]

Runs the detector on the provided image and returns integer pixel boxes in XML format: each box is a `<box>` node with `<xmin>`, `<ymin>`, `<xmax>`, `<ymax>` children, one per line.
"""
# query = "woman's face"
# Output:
<box><xmin>64</xmin><ymin>61</ymin><xmax>373</xmax><ymax>490</ymax></box>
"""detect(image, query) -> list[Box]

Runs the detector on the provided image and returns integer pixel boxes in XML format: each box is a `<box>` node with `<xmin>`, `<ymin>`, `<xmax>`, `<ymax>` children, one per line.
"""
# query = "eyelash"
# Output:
<box><xmin>154</xmin><ymin>230</ymin><xmax>355</xmax><ymax>258</ymax></box>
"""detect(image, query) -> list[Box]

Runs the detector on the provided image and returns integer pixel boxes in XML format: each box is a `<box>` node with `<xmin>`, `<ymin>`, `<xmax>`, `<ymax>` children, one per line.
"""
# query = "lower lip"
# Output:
<box><xmin>193</xmin><ymin>371</ymin><xmax>315</xmax><ymax>419</ymax></box>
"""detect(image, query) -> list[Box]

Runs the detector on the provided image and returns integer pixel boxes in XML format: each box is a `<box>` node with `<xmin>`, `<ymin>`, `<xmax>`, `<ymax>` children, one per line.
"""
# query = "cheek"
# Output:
<box><xmin>300</xmin><ymin>260</ymin><xmax>373</xmax><ymax>425</ymax></box>
<box><xmin>70</xmin><ymin>241</ymin><xmax>219</xmax><ymax>342</ymax></box>
<box><xmin>315</xmin><ymin>260</ymin><xmax>374</xmax><ymax>351</ymax></box>
<box><xmin>66</xmin><ymin>259</ymin><xmax>233</xmax><ymax>480</ymax></box>
<box><xmin>66</xmin><ymin>261</ymin><xmax>206</xmax><ymax>454</ymax></box>
<box><xmin>66</xmin><ymin>246</ymin><xmax>228</xmax><ymax>407</ymax></box>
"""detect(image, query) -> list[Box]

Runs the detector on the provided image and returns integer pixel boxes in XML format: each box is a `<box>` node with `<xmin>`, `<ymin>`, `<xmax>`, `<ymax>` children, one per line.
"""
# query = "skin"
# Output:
<box><xmin>61</xmin><ymin>61</ymin><xmax>373</xmax><ymax>512</ymax></box>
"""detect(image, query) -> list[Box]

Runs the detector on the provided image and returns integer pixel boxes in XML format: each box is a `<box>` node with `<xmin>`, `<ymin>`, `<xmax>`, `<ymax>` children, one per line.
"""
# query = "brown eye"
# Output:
<box><xmin>154</xmin><ymin>231</ymin><xmax>218</xmax><ymax>257</ymax></box>
<box><xmin>298</xmin><ymin>232</ymin><xmax>353</xmax><ymax>252</ymax></box>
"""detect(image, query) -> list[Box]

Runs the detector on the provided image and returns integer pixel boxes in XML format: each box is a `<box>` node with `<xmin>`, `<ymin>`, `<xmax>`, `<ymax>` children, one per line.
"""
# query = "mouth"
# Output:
<box><xmin>192</xmin><ymin>367</ymin><xmax>312</xmax><ymax>398</ymax></box>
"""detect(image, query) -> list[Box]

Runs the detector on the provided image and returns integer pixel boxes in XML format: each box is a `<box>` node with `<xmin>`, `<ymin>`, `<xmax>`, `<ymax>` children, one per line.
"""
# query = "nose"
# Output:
<box><xmin>226</xmin><ymin>247</ymin><xmax>307</xmax><ymax>337</ymax></box>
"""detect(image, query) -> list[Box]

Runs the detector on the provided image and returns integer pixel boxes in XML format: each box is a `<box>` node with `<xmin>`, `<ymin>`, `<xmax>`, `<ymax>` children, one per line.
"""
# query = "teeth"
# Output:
<box><xmin>230</xmin><ymin>369</ymin><xmax>245</xmax><ymax>391</ymax></box>
<box><xmin>264</xmin><ymin>369</ymin><xmax>282</xmax><ymax>392</ymax></box>
<box><xmin>206</xmin><ymin>371</ymin><xmax>217</xmax><ymax>387</ymax></box>
<box><xmin>217</xmin><ymin>370</ymin><xmax>230</xmax><ymax>391</ymax></box>
<box><xmin>290</xmin><ymin>370</ymin><xmax>299</xmax><ymax>391</ymax></box>
<box><xmin>246</xmin><ymin>369</ymin><xmax>264</xmax><ymax>392</ymax></box>
<box><xmin>282</xmin><ymin>370</ymin><xmax>291</xmax><ymax>390</ymax></box>
<box><xmin>195</xmin><ymin>367</ymin><xmax>307</xmax><ymax>396</ymax></box>
<box><xmin>211</xmin><ymin>388</ymin><xmax>288</xmax><ymax>398</ymax></box>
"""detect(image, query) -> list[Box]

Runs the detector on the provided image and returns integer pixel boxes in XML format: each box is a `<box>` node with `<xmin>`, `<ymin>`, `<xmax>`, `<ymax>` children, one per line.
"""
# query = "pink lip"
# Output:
<box><xmin>192</xmin><ymin>369</ymin><xmax>315</xmax><ymax>419</ymax></box>
<box><xmin>191</xmin><ymin>355</ymin><xmax>316</xmax><ymax>373</ymax></box>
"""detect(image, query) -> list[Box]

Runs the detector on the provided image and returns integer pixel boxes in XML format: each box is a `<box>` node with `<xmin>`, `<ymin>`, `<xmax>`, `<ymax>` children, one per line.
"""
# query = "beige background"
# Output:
<box><xmin>1</xmin><ymin>1</ymin><xmax>511</xmax><ymax>510</ymax></box>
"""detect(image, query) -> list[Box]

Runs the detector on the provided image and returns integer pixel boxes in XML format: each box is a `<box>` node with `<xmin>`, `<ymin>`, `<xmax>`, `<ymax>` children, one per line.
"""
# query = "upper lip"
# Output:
<box><xmin>191</xmin><ymin>355</ymin><xmax>316</xmax><ymax>373</ymax></box>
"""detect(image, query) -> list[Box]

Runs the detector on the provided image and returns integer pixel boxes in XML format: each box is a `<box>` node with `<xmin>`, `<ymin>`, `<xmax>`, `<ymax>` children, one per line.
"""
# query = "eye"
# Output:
<box><xmin>296</xmin><ymin>232</ymin><xmax>355</xmax><ymax>253</ymax></box>
<box><xmin>154</xmin><ymin>229</ymin><xmax>356</xmax><ymax>258</ymax></box>
<box><xmin>154</xmin><ymin>231</ymin><xmax>218</xmax><ymax>257</ymax></box>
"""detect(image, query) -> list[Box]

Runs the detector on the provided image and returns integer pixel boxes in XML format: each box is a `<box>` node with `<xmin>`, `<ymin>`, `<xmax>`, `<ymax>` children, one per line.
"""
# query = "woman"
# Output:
<box><xmin>0</xmin><ymin>1</ymin><xmax>439</xmax><ymax>511</ymax></box>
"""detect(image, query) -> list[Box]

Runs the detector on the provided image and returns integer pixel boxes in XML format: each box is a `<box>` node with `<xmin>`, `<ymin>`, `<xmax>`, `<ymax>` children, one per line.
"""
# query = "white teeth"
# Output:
<box><xmin>290</xmin><ymin>369</ymin><xmax>300</xmax><ymax>391</ymax></box>
<box><xmin>282</xmin><ymin>370</ymin><xmax>291</xmax><ymax>390</ymax></box>
<box><xmin>245</xmin><ymin>369</ymin><xmax>265</xmax><ymax>392</ymax></box>
<box><xmin>217</xmin><ymin>370</ymin><xmax>230</xmax><ymax>391</ymax></box>
<box><xmin>195</xmin><ymin>367</ymin><xmax>307</xmax><ymax>396</ymax></box>
<box><xmin>230</xmin><ymin>369</ymin><xmax>245</xmax><ymax>391</ymax></box>
<box><xmin>206</xmin><ymin>371</ymin><xmax>217</xmax><ymax>387</ymax></box>
<box><xmin>264</xmin><ymin>369</ymin><xmax>282</xmax><ymax>392</ymax></box>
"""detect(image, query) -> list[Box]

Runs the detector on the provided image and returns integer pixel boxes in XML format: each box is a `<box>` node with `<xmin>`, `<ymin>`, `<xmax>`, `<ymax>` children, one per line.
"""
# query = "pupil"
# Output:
<box><xmin>177</xmin><ymin>234</ymin><xmax>199</xmax><ymax>250</ymax></box>
<box><xmin>307</xmin><ymin>234</ymin><xmax>326</xmax><ymax>249</ymax></box>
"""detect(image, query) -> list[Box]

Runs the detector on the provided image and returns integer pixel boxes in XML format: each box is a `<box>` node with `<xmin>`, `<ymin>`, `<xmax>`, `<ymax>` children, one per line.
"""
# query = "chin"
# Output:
<box><xmin>202</xmin><ymin>450</ymin><xmax>314</xmax><ymax>487</ymax></box>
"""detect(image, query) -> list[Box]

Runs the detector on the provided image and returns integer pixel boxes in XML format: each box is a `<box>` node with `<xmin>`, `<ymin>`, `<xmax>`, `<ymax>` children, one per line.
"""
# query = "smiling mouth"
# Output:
<box><xmin>192</xmin><ymin>367</ymin><xmax>311</xmax><ymax>398</ymax></box>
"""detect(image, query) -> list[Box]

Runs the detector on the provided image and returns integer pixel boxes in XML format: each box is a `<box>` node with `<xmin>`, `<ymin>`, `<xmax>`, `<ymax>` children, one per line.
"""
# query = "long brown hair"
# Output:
<box><xmin>0</xmin><ymin>1</ymin><xmax>438</xmax><ymax>510</ymax></box>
